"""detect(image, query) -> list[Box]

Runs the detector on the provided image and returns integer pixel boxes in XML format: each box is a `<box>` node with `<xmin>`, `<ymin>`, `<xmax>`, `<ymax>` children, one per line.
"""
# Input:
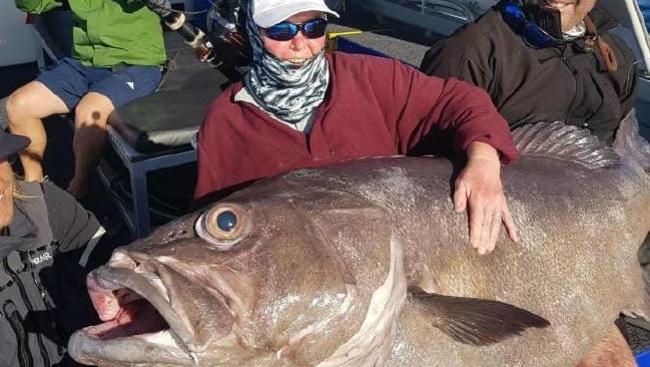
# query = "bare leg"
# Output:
<box><xmin>5</xmin><ymin>81</ymin><xmax>69</xmax><ymax>182</ymax></box>
<box><xmin>575</xmin><ymin>324</ymin><xmax>636</xmax><ymax>367</ymax></box>
<box><xmin>67</xmin><ymin>92</ymin><xmax>114</xmax><ymax>198</ymax></box>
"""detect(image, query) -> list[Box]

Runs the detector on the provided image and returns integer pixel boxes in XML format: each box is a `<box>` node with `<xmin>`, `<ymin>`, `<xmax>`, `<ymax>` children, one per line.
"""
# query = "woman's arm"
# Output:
<box><xmin>43</xmin><ymin>182</ymin><xmax>103</xmax><ymax>265</ymax></box>
<box><xmin>370</xmin><ymin>58</ymin><xmax>519</xmax><ymax>254</ymax></box>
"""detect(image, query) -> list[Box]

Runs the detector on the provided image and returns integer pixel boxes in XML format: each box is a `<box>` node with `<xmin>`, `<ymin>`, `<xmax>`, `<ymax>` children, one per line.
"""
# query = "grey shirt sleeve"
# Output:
<box><xmin>42</xmin><ymin>181</ymin><xmax>102</xmax><ymax>254</ymax></box>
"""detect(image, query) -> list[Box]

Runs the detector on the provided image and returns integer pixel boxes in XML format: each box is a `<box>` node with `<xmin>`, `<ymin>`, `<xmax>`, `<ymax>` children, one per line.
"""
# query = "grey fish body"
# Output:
<box><xmin>248</xmin><ymin>152</ymin><xmax>648</xmax><ymax>367</ymax></box>
<box><xmin>69</xmin><ymin>119</ymin><xmax>650</xmax><ymax>367</ymax></box>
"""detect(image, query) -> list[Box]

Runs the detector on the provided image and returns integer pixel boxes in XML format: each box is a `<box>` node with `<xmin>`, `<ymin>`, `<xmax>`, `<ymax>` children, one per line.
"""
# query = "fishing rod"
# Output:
<box><xmin>142</xmin><ymin>0</ymin><xmax>220</xmax><ymax>66</ymax></box>
<box><xmin>142</xmin><ymin>0</ymin><xmax>250</xmax><ymax>68</ymax></box>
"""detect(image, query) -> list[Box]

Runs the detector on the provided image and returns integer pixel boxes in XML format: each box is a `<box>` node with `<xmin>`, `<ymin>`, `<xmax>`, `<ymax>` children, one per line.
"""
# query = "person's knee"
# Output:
<box><xmin>5</xmin><ymin>88</ymin><xmax>34</xmax><ymax>125</ymax></box>
<box><xmin>74</xmin><ymin>107</ymin><xmax>108</xmax><ymax>130</ymax></box>
<box><xmin>74</xmin><ymin>94</ymin><xmax>114</xmax><ymax>129</ymax></box>
<box><xmin>6</xmin><ymin>82</ymin><xmax>66</xmax><ymax>125</ymax></box>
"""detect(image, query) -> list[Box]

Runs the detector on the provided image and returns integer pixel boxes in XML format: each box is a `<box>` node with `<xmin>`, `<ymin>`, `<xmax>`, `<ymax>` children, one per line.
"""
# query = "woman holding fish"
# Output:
<box><xmin>195</xmin><ymin>0</ymin><xmax>521</xmax><ymax>255</ymax></box>
<box><xmin>0</xmin><ymin>130</ymin><xmax>105</xmax><ymax>366</ymax></box>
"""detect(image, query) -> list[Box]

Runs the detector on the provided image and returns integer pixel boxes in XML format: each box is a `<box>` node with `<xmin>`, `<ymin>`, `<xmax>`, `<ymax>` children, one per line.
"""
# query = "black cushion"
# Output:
<box><xmin>109</xmin><ymin>35</ymin><xmax>242</xmax><ymax>153</ymax></box>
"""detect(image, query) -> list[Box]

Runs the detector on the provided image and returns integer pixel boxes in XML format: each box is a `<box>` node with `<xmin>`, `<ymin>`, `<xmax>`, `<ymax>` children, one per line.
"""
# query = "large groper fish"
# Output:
<box><xmin>69</xmin><ymin>117</ymin><xmax>650</xmax><ymax>366</ymax></box>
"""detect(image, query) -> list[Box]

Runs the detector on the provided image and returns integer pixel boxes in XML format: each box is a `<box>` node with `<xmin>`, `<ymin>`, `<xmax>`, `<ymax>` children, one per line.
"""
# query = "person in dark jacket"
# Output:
<box><xmin>196</xmin><ymin>0</ymin><xmax>522</xmax><ymax>255</ymax></box>
<box><xmin>420</xmin><ymin>0</ymin><xmax>637</xmax><ymax>145</ymax></box>
<box><xmin>0</xmin><ymin>130</ymin><xmax>105</xmax><ymax>366</ymax></box>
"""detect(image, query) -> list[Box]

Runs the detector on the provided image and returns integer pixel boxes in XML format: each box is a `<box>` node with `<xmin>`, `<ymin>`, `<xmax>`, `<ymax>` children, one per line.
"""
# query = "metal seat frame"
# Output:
<box><xmin>97</xmin><ymin>128</ymin><xmax>196</xmax><ymax>238</ymax></box>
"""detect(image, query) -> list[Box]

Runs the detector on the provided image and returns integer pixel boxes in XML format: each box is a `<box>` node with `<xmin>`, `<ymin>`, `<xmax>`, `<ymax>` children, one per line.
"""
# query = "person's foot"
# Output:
<box><xmin>67</xmin><ymin>177</ymin><xmax>89</xmax><ymax>200</ymax></box>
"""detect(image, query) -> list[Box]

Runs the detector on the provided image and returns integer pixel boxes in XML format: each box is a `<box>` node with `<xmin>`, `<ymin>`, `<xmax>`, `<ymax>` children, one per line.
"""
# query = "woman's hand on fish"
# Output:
<box><xmin>453</xmin><ymin>142</ymin><xmax>519</xmax><ymax>255</ymax></box>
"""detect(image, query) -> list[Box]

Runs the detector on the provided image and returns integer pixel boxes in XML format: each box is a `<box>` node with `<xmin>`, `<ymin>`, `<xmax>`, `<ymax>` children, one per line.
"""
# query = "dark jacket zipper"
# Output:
<box><xmin>3</xmin><ymin>257</ymin><xmax>52</xmax><ymax>367</ymax></box>
<box><xmin>560</xmin><ymin>47</ymin><xmax>579</xmax><ymax>124</ymax></box>
<box><xmin>25</xmin><ymin>249</ymin><xmax>64</xmax><ymax>355</ymax></box>
<box><xmin>3</xmin><ymin>300</ymin><xmax>34</xmax><ymax>367</ymax></box>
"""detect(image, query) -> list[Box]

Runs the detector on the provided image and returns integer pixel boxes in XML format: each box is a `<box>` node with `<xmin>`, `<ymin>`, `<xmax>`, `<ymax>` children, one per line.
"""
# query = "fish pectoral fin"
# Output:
<box><xmin>413</xmin><ymin>293</ymin><xmax>550</xmax><ymax>346</ymax></box>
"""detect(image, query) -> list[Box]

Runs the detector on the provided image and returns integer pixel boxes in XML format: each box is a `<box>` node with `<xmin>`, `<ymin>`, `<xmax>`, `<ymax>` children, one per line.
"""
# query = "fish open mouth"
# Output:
<box><xmin>85</xmin><ymin>277</ymin><xmax>170</xmax><ymax>340</ymax></box>
<box><xmin>68</xmin><ymin>265</ymin><xmax>197</xmax><ymax>365</ymax></box>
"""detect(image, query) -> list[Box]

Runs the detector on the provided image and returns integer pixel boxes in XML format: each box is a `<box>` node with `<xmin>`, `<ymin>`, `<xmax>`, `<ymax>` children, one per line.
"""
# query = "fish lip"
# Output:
<box><xmin>68</xmin><ymin>328</ymin><xmax>195</xmax><ymax>366</ymax></box>
<box><xmin>72</xmin><ymin>265</ymin><xmax>198</xmax><ymax>363</ymax></box>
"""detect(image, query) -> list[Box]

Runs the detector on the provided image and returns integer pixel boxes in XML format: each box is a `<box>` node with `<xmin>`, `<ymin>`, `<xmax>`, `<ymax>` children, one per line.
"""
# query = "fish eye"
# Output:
<box><xmin>195</xmin><ymin>204</ymin><xmax>251</xmax><ymax>250</ymax></box>
<box><xmin>217</xmin><ymin>211</ymin><xmax>237</xmax><ymax>232</ymax></box>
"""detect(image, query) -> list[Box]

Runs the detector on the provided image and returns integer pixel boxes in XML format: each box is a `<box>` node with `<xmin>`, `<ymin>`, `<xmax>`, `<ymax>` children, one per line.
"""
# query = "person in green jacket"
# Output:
<box><xmin>5</xmin><ymin>0</ymin><xmax>166</xmax><ymax>198</ymax></box>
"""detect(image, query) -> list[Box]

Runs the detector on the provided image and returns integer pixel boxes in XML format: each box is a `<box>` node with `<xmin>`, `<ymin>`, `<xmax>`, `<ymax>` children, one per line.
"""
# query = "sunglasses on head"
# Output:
<box><xmin>263</xmin><ymin>18</ymin><xmax>328</xmax><ymax>41</ymax></box>
<box><xmin>498</xmin><ymin>2</ymin><xmax>562</xmax><ymax>49</ymax></box>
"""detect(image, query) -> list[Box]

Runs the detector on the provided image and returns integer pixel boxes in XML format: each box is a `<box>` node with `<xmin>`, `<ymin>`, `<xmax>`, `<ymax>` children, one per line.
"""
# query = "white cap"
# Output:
<box><xmin>252</xmin><ymin>0</ymin><xmax>340</xmax><ymax>28</ymax></box>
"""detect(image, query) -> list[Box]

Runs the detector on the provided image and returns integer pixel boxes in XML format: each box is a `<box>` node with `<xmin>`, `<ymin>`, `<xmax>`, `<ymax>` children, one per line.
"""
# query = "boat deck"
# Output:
<box><xmin>329</xmin><ymin>23</ymin><xmax>430</xmax><ymax>66</ymax></box>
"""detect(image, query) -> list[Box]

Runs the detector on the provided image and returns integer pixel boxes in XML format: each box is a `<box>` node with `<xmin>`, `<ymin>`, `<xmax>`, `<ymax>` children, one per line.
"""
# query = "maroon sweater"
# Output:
<box><xmin>195</xmin><ymin>52</ymin><xmax>518</xmax><ymax>202</ymax></box>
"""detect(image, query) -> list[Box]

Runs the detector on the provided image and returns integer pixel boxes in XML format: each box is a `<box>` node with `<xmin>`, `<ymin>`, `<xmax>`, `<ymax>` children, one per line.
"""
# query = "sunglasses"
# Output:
<box><xmin>499</xmin><ymin>2</ymin><xmax>561</xmax><ymax>49</ymax></box>
<box><xmin>263</xmin><ymin>18</ymin><xmax>328</xmax><ymax>41</ymax></box>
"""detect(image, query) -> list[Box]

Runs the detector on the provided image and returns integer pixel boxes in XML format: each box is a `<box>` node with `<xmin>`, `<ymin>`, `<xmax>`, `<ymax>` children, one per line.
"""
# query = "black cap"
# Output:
<box><xmin>0</xmin><ymin>130</ymin><xmax>30</xmax><ymax>160</ymax></box>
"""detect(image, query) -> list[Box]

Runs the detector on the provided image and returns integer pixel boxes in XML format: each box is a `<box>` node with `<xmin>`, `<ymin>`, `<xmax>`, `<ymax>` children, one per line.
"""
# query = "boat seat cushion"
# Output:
<box><xmin>108</xmin><ymin>44</ymin><xmax>241</xmax><ymax>153</ymax></box>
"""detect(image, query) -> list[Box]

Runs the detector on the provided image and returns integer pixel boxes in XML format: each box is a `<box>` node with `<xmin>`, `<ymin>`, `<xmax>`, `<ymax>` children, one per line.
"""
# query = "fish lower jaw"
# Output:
<box><xmin>69</xmin><ymin>329</ymin><xmax>198</xmax><ymax>366</ymax></box>
<box><xmin>79</xmin><ymin>325</ymin><xmax>173</xmax><ymax>344</ymax></box>
<box><xmin>72</xmin><ymin>298</ymin><xmax>200</xmax><ymax>365</ymax></box>
<box><xmin>76</xmin><ymin>266</ymin><xmax>202</xmax><ymax>363</ymax></box>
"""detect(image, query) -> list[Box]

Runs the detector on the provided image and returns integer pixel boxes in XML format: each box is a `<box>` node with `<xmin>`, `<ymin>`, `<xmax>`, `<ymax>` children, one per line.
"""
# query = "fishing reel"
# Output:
<box><xmin>142</xmin><ymin>0</ymin><xmax>250</xmax><ymax>68</ymax></box>
<box><xmin>205</xmin><ymin>0</ymin><xmax>251</xmax><ymax>67</ymax></box>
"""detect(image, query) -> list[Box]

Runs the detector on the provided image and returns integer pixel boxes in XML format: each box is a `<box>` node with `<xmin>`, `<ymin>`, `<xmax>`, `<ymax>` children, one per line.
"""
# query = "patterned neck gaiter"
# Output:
<box><xmin>244</xmin><ymin>1</ymin><xmax>330</xmax><ymax>125</ymax></box>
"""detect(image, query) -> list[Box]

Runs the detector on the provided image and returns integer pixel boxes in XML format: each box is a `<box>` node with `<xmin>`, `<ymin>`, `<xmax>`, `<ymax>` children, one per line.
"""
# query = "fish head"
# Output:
<box><xmin>68</xmin><ymin>192</ymin><xmax>368</xmax><ymax>366</ymax></box>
